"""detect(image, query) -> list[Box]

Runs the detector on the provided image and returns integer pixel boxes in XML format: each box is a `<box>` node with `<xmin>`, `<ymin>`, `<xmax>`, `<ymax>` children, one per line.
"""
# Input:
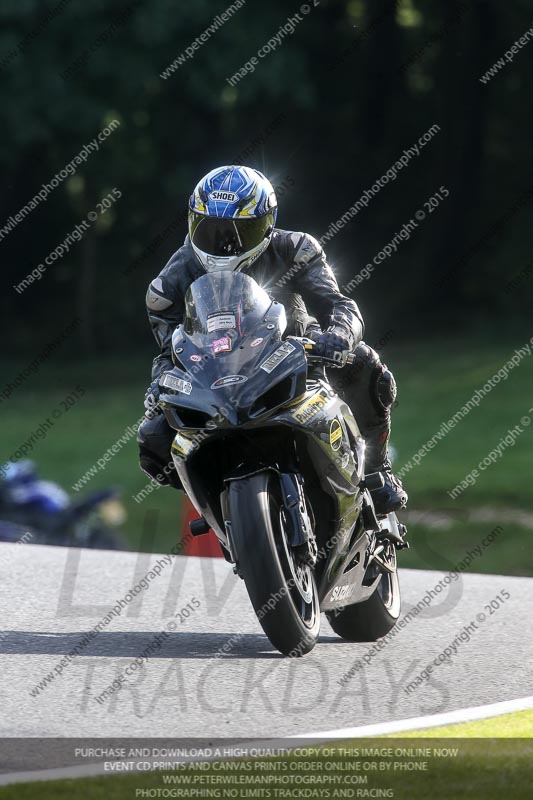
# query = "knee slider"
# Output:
<box><xmin>375</xmin><ymin>368</ymin><xmax>397</xmax><ymax>412</ymax></box>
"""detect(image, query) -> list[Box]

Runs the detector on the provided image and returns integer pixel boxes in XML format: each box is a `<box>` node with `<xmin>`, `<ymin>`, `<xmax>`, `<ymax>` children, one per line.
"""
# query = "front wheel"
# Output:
<box><xmin>228</xmin><ymin>471</ymin><xmax>320</xmax><ymax>656</ymax></box>
<box><xmin>326</xmin><ymin>541</ymin><xmax>401</xmax><ymax>641</ymax></box>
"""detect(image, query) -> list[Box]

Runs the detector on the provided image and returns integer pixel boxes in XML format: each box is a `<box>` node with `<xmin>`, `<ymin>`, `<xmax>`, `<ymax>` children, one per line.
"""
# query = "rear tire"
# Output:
<box><xmin>228</xmin><ymin>471</ymin><xmax>320</xmax><ymax>656</ymax></box>
<box><xmin>326</xmin><ymin>543</ymin><xmax>400</xmax><ymax>641</ymax></box>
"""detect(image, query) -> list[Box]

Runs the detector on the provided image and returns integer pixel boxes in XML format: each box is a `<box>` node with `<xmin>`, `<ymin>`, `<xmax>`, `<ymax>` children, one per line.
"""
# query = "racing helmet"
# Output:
<box><xmin>188</xmin><ymin>165</ymin><xmax>277</xmax><ymax>272</ymax></box>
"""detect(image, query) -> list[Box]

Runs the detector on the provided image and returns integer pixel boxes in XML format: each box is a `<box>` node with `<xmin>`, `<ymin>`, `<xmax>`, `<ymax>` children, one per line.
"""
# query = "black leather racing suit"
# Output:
<box><xmin>138</xmin><ymin>229</ymin><xmax>398</xmax><ymax>486</ymax></box>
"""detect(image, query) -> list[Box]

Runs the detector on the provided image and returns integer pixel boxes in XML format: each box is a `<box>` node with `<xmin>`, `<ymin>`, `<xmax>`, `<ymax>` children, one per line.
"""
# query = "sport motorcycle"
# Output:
<box><xmin>159</xmin><ymin>271</ymin><xmax>407</xmax><ymax>656</ymax></box>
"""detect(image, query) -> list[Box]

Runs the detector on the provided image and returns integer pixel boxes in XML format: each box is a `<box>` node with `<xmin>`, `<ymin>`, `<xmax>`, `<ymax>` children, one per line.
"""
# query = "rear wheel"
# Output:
<box><xmin>326</xmin><ymin>541</ymin><xmax>400</xmax><ymax>641</ymax></box>
<box><xmin>228</xmin><ymin>471</ymin><xmax>320</xmax><ymax>656</ymax></box>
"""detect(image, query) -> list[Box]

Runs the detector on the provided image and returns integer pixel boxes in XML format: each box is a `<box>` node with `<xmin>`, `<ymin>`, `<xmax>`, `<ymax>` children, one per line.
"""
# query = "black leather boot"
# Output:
<box><xmin>368</xmin><ymin>459</ymin><xmax>408</xmax><ymax>515</ymax></box>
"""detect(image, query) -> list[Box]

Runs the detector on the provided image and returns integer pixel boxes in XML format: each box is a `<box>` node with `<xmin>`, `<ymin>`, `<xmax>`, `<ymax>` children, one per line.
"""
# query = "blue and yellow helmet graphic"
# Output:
<box><xmin>188</xmin><ymin>166</ymin><xmax>278</xmax><ymax>272</ymax></box>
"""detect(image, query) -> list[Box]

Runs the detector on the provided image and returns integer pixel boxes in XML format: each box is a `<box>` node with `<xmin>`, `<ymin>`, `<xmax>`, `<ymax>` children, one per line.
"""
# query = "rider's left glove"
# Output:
<box><xmin>310</xmin><ymin>325</ymin><xmax>352</xmax><ymax>367</ymax></box>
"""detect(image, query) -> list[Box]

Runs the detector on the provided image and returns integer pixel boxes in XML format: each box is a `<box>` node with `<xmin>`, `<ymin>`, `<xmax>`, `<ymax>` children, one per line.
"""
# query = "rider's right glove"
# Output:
<box><xmin>144</xmin><ymin>380</ymin><xmax>161</xmax><ymax>419</ymax></box>
<box><xmin>309</xmin><ymin>325</ymin><xmax>352</xmax><ymax>367</ymax></box>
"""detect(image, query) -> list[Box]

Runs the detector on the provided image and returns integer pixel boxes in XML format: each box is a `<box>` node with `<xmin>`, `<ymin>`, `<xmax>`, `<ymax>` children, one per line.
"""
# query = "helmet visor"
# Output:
<box><xmin>189</xmin><ymin>210</ymin><xmax>275</xmax><ymax>258</ymax></box>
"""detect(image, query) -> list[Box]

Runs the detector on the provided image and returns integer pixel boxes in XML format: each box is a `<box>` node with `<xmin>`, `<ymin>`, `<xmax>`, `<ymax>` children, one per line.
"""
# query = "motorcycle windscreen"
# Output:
<box><xmin>183</xmin><ymin>271</ymin><xmax>275</xmax><ymax>340</ymax></box>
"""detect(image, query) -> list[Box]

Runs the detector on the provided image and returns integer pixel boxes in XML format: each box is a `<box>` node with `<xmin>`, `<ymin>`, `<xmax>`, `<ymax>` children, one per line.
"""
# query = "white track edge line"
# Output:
<box><xmin>296</xmin><ymin>695</ymin><xmax>533</xmax><ymax>738</ymax></box>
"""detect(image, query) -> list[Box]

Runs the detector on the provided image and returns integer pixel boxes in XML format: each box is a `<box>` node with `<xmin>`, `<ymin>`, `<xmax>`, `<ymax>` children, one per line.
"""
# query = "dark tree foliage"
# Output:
<box><xmin>0</xmin><ymin>0</ymin><xmax>530</xmax><ymax>354</ymax></box>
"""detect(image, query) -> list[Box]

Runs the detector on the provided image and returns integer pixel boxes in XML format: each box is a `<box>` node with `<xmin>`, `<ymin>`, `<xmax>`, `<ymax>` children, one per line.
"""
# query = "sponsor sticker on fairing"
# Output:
<box><xmin>207</xmin><ymin>313</ymin><xmax>236</xmax><ymax>333</ymax></box>
<box><xmin>160</xmin><ymin>373</ymin><xmax>192</xmax><ymax>395</ymax></box>
<box><xmin>330</xmin><ymin>418</ymin><xmax>343</xmax><ymax>451</ymax></box>
<box><xmin>292</xmin><ymin>392</ymin><xmax>327</xmax><ymax>423</ymax></box>
<box><xmin>212</xmin><ymin>336</ymin><xmax>232</xmax><ymax>354</ymax></box>
<box><xmin>190</xmin><ymin>354</ymin><xmax>202</xmax><ymax>362</ymax></box>
<box><xmin>260</xmin><ymin>341</ymin><xmax>296</xmax><ymax>373</ymax></box>
<box><xmin>211</xmin><ymin>375</ymin><xmax>248</xmax><ymax>389</ymax></box>
<box><xmin>250</xmin><ymin>337</ymin><xmax>264</xmax><ymax>347</ymax></box>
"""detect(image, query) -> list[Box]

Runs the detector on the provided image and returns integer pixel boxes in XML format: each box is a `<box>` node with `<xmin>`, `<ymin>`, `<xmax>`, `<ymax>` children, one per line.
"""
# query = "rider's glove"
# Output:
<box><xmin>310</xmin><ymin>325</ymin><xmax>352</xmax><ymax>367</ymax></box>
<box><xmin>144</xmin><ymin>380</ymin><xmax>161</xmax><ymax>419</ymax></box>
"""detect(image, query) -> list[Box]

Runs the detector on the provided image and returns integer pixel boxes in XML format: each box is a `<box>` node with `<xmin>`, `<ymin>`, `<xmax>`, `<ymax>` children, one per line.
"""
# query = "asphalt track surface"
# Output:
<box><xmin>1</xmin><ymin>542</ymin><xmax>532</xmax><ymax>738</ymax></box>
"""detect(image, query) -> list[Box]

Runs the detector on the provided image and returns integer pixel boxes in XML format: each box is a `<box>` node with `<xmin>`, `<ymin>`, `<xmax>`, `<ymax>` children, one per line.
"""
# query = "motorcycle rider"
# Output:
<box><xmin>138</xmin><ymin>165</ymin><xmax>407</xmax><ymax>515</ymax></box>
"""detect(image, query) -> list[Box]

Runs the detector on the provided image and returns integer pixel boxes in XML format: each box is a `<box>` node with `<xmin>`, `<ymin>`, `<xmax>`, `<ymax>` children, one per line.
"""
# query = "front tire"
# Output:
<box><xmin>326</xmin><ymin>542</ymin><xmax>401</xmax><ymax>641</ymax></box>
<box><xmin>228</xmin><ymin>471</ymin><xmax>320</xmax><ymax>656</ymax></box>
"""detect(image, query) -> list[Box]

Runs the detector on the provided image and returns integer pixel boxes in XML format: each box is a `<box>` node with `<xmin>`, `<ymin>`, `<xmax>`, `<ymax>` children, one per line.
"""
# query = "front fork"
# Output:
<box><xmin>279</xmin><ymin>472</ymin><xmax>318</xmax><ymax>567</ymax></box>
